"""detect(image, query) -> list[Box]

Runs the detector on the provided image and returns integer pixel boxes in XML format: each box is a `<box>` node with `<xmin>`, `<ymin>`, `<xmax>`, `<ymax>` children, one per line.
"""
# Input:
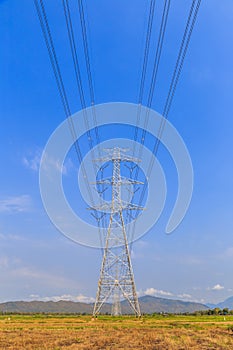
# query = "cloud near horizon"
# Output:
<box><xmin>211</xmin><ymin>284</ymin><xmax>224</xmax><ymax>291</ymax></box>
<box><xmin>140</xmin><ymin>288</ymin><xmax>174</xmax><ymax>297</ymax></box>
<box><xmin>28</xmin><ymin>294</ymin><xmax>95</xmax><ymax>303</ymax></box>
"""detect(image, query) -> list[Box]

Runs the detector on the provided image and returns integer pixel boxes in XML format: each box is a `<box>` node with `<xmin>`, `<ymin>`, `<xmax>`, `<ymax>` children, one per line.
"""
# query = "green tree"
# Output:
<box><xmin>213</xmin><ymin>307</ymin><xmax>221</xmax><ymax>315</ymax></box>
<box><xmin>223</xmin><ymin>308</ymin><xmax>229</xmax><ymax>315</ymax></box>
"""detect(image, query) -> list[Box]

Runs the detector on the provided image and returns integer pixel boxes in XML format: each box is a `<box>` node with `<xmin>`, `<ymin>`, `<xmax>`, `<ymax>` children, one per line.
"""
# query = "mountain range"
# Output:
<box><xmin>0</xmin><ymin>295</ymin><xmax>208</xmax><ymax>314</ymax></box>
<box><xmin>1</xmin><ymin>295</ymin><xmax>232</xmax><ymax>314</ymax></box>
<box><xmin>206</xmin><ymin>296</ymin><xmax>233</xmax><ymax>310</ymax></box>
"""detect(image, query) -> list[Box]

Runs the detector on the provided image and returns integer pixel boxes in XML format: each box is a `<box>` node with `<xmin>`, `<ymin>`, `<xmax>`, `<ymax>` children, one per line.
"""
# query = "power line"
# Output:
<box><xmin>35</xmin><ymin>0</ymin><xmax>202</xmax><ymax>248</ymax></box>
<box><xmin>126</xmin><ymin>0</ymin><xmax>157</xmax><ymax>241</ymax></box>
<box><xmin>62</xmin><ymin>0</ymin><xmax>86</xmax><ymax>110</ymax></box>
<box><xmin>128</xmin><ymin>0</ymin><xmax>171</xmax><ymax>246</ymax></box>
<box><xmin>78</xmin><ymin>0</ymin><xmax>95</xmax><ymax>105</ymax></box>
<box><xmin>147</xmin><ymin>0</ymin><xmax>171</xmax><ymax>109</ymax></box>
<box><xmin>138</xmin><ymin>0</ymin><xmax>156</xmax><ymax>106</ymax></box>
<box><xmin>77</xmin><ymin>0</ymin><xmax>106</xmax><ymax>237</ymax></box>
<box><xmin>134</xmin><ymin>0</ymin><xmax>171</xmax><ymax>171</ymax></box>
<box><xmin>62</xmin><ymin>0</ymin><xmax>94</xmax><ymax>150</ymax></box>
<box><xmin>133</xmin><ymin>0</ymin><xmax>156</xmax><ymax>151</ymax></box>
<box><xmin>130</xmin><ymin>0</ymin><xmax>202</xmax><ymax>242</ymax></box>
<box><xmin>34</xmin><ymin>0</ymin><xmax>95</xmax><ymax>209</ymax></box>
<box><xmin>34</xmin><ymin>0</ymin><xmax>70</xmax><ymax>117</ymax></box>
<box><xmin>77</xmin><ymin>0</ymin><xmax>108</xmax><ymax>240</ymax></box>
<box><xmin>148</xmin><ymin>0</ymin><xmax>201</xmax><ymax>181</ymax></box>
<box><xmin>62</xmin><ymin>0</ymin><xmax>107</xmax><ymax>248</ymax></box>
<box><xmin>63</xmin><ymin>0</ymin><xmax>106</xmax><ymax>249</ymax></box>
<box><xmin>62</xmin><ymin>0</ymin><xmax>100</xmax><ymax>147</ymax></box>
<box><xmin>163</xmin><ymin>0</ymin><xmax>201</xmax><ymax>118</ymax></box>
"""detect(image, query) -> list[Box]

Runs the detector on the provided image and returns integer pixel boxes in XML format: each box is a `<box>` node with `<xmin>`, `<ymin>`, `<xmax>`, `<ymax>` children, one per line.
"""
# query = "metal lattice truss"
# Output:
<box><xmin>91</xmin><ymin>148</ymin><xmax>143</xmax><ymax>316</ymax></box>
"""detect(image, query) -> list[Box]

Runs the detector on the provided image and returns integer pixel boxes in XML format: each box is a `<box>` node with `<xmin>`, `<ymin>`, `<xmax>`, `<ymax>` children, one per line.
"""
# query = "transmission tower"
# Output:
<box><xmin>91</xmin><ymin>148</ymin><xmax>143</xmax><ymax>316</ymax></box>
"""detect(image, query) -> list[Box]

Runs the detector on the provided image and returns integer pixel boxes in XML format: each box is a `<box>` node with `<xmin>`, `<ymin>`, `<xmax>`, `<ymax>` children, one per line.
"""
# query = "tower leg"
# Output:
<box><xmin>93</xmin><ymin>213</ymin><xmax>140</xmax><ymax>316</ymax></box>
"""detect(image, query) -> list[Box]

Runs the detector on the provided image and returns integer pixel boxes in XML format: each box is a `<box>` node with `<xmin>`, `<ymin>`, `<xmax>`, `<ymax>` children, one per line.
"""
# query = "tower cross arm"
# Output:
<box><xmin>123</xmin><ymin>202</ymin><xmax>145</xmax><ymax>211</ymax></box>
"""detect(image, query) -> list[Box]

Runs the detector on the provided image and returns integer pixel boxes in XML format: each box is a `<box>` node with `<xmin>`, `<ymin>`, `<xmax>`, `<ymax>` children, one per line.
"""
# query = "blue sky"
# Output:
<box><xmin>0</xmin><ymin>0</ymin><xmax>233</xmax><ymax>305</ymax></box>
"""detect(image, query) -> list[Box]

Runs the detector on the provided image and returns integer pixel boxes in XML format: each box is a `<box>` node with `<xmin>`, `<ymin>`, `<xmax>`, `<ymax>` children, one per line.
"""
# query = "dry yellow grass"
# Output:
<box><xmin>0</xmin><ymin>314</ymin><xmax>233</xmax><ymax>349</ymax></box>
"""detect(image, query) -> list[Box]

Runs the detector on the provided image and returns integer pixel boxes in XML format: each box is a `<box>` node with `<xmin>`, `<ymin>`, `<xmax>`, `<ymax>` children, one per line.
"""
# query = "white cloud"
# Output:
<box><xmin>28</xmin><ymin>294</ymin><xmax>95</xmax><ymax>303</ymax></box>
<box><xmin>29</xmin><ymin>294</ymin><xmax>40</xmax><ymax>299</ymax></box>
<box><xmin>143</xmin><ymin>287</ymin><xmax>174</xmax><ymax>297</ymax></box>
<box><xmin>74</xmin><ymin>294</ymin><xmax>95</xmax><ymax>303</ymax></box>
<box><xmin>23</xmin><ymin>148</ymin><xmax>74</xmax><ymax>176</ymax></box>
<box><xmin>0</xmin><ymin>233</ymin><xmax>25</xmax><ymax>241</ymax></box>
<box><xmin>211</xmin><ymin>284</ymin><xmax>224</xmax><ymax>291</ymax></box>
<box><xmin>177</xmin><ymin>293</ymin><xmax>192</xmax><ymax>299</ymax></box>
<box><xmin>40</xmin><ymin>152</ymin><xmax>73</xmax><ymax>177</ymax></box>
<box><xmin>138</xmin><ymin>288</ymin><xmax>197</xmax><ymax>302</ymax></box>
<box><xmin>23</xmin><ymin>149</ymin><xmax>42</xmax><ymax>172</ymax></box>
<box><xmin>0</xmin><ymin>255</ymin><xmax>22</xmax><ymax>270</ymax></box>
<box><xmin>0</xmin><ymin>195</ymin><xmax>31</xmax><ymax>213</ymax></box>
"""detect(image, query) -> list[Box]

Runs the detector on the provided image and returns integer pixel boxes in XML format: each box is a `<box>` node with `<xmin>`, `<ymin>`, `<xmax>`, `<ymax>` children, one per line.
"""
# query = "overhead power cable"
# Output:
<box><xmin>34</xmin><ymin>0</ymin><xmax>98</xmax><ymax>230</ymax></box>
<box><xmin>133</xmin><ymin>0</ymin><xmax>156</xmax><ymax>152</ymax></box>
<box><xmin>148</xmin><ymin>0</ymin><xmax>201</xmax><ymax>189</ymax></box>
<box><xmin>62</xmin><ymin>0</ymin><xmax>100</xmax><ymax>147</ymax></box>
<box><xmin>77</xmin><ymin>0</ymin><xmax>108</xmax><ymax>240</ymax></box>
<box><xmin>35</xmin><ymin>0</ymin><xmax>105</xmax><ymax>249</ymax></box>
<box><xmin>62</xmin><ymin>0</ymin><xmax>96</xmax><ymax>152</ymax></box>
<box><xmin>126</xmin><ymin>0</ymin><xmax>156</xmax><ymax>238</ymax></box>
<box><xmin>134</xmin><ymin>0</ymin><xmax>171</xmax><ymax>173</ymax></box>
<box><xmin>63</xmin><ymin>0</ymin><xmax>105</xmax><ymax>248</ymax></box>
<box><xmin>78</xmin><ymin>1</ymin><xmax>95</xmax><ymax>106</ymax></box>
<box><xmin>128</xmin><ymin>0</ymin><xmax>171</xmax><ymax>246</ymax></box>
<box><xmin>130</xmin><ymin>0</ymin><xmax>202</xmax><ymax>243</ymax></box>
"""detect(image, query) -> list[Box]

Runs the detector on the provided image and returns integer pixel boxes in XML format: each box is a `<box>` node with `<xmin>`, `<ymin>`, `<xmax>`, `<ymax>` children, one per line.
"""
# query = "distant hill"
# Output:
<box><xmin>206</xmin><ymin>303</ymin><xmax>216</xmax><ymax>309</ymax></box>
<box><xmin>205</xmin><ymin>297</ymin><xmax>233</xmax><ymax>310</ymax></box>
<box><xmin>0</xmin><ymin>296</ymin><xmax>208</xmax><ymax>314</ymax></box>
<box><xmin>0</xmin><ymin>300</ymin><xmax>94</xmax><ymax>314</ymax></box>
<box><xmin>216</xmin><ymin>296</ymin><xmax>233</xmax><ymax>309</ymax></box>
<box><xmin>128</xmin><ymin>296</ymin><xmax>208</xmax><ymax>314</ymax></box>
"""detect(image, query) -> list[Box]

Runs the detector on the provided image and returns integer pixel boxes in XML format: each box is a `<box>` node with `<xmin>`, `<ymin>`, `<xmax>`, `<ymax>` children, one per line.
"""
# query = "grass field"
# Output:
<box><xmin>1</xmin><ymin>314</ymin><xmax>233</xmax><ymax>349</ymax></box>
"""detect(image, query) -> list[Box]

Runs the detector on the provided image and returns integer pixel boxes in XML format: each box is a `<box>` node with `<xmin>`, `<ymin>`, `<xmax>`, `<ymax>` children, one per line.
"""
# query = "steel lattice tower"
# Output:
<box><xmin>92</xmin><ymin>148</ymin><xmax>143</xmax><ymax>316</ymax></box>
